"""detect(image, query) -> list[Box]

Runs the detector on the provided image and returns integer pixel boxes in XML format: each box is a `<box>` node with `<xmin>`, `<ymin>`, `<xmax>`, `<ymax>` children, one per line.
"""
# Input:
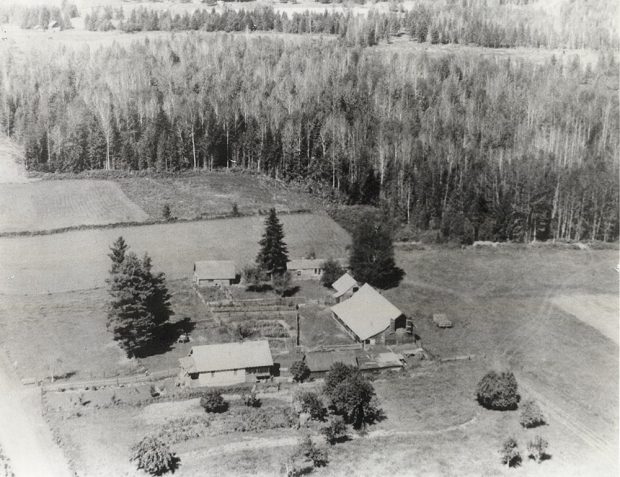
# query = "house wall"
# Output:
<box><xmin>195</xmin><ymin>277</ymin><xmax>231</xmax><ymax>287</ymax></box>
<box><xmin>292</xmin><ymin>268</ymin><xmax>323</xmax><ymax>280</ymax></box>
<box><xmin>197</xmin><ymin>369</ymin><xmax>246</xmax><ymax>386</ymax></box>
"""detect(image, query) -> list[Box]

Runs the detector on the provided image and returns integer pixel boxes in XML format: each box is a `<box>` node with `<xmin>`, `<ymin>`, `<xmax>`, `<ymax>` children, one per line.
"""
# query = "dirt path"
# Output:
<box><xmin>0</xmin><ymin>349</ymin><xmax>73</xmax><ymax>477</ymax></box>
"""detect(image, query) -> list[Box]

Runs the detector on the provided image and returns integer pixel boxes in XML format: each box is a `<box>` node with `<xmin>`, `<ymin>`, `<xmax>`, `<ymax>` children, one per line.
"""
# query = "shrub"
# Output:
<box><xmin>500</xmin><ymin>437</ymin><xmax>521</xmax><ymax>468</ymax></box>
<box><xmin>243</xmin><ymin>391</ymin><xmax>262</xmax><ymax>408</ymax></box>
<box><xmin>294</xmin><ymin>390</ymin><xmax>327</xmax><ymax>421</ymax></box>
<box><xmin>520</xmin><ymin>400</ymin><xmax>545</xmax><ymax>428</ymax></box>
<box><xmin>320</xmin><ymin>258</ymin><xmax>344</xmax><ymax>288</ymax></box>
<box><xmin>476</xmin><ymin>371</ymin><xmax>519</xmax><ymax>410</ymax></box>
<box><xmin>130</xmin><ymin>436</ymin><xmax>177</xmax><ymax>475</ymax></box>
<box><xmin>162</xmin><ymin>204</ymin><xmax>173</xmax><ymax>221</ymax></box>
<box><xmin>290</xmin><ymin>359</ymin><xmax>310</xmax><ymax>383</ymax></box>
<box><xmin>292</xmin><ymin>434</ymin><xmax>328</xmax><ymax>467</ymax></box>
<box><xmin>321</xmin><ymin>416</ymin><xmax>348</xmax><ymax>445</ymax></box>
<box><xmin>272</xmin><ymin>271</ymin><xmax>293</xmax><ymax>296</ymax></box>
<box><xmin>231</xmin><ymin>202</ymin><xmax>240</xmax><ymax>217</ymax></box>
<box><xmin>527</xmin><ymin>436</ymin><xmax>549</xmax><ymax>463</ymax></box>
<box><xmin>242</xmin><ymin>264</ymin><xmax>267</xmax><ymax>290</ymax></box>
<box><xmin>200</xmin><ymin>389</ymin><xmax>228</xmax><ymax>413</ymax></box>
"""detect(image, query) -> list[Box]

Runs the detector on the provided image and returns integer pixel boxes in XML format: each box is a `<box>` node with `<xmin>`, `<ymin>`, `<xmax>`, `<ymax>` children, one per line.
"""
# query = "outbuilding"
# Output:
<box><xmin>193</xmin><ymin>260</ymin><xmax>236</xmax><ymax>286</ymax></box>
<box><xmin>179</xmin><ymin>340</ymin><xmax>274</xmax><ymax>387</ymax></box>
<box><xmin>331</xmin><ymin>272</ymin><xmax>359</xmax><ymax>303</ymax></box>
<box><xmin>287</xmin><ymin>258</ymin><xmax>348</xmax><ymax>280</ymax></box>
<box><xmin>330</xmin><ymin>284</ymin><xmax>406</xmax><ymax>347</ymax></box>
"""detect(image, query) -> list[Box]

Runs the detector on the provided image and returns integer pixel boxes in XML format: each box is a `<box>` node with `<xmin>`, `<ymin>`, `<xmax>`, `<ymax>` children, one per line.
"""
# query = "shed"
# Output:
<box><xmin>331</xmin><ymin>272</ymin><xmax>358</xmax><ymax>303</ymax></box>
<box><xmin>433</xmin><ymin>313</ymin><xmax>452</xmax><ymax>328</ymax></box>
<box><xmin>304</xmin><ymin>350</ymin><xmax>358</xmax><ymax>375</ymax></box>
<box><xmin>287</xmin><ymin>258</ymin><xmax>348</xmax><ymax>280</ymax></box>
<box><xmin>179</xmin><ymin>340</ymin><xmax>273</xmax><ymax>387</ymax></box>
<box><xmin>330</xmin><ymin>284</ymin><xmax>406</xmax><ymax>347</ymax></box>
<box><xmin>193</xmin><ymin>260</ymin><xmax>236</xmax><ymax>286</ymax></box>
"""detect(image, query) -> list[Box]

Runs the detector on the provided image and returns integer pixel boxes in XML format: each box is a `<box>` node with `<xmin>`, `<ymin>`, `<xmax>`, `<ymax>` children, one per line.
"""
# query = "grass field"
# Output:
<box><xmin>0</xmin><ymin>212</ymin><xmax>350</xmax><ymax>294</ymax></box>
<box><xmin>0</xmin><ymin>180</ymin><xmax>149</xmax><ymax>234</ymax></box>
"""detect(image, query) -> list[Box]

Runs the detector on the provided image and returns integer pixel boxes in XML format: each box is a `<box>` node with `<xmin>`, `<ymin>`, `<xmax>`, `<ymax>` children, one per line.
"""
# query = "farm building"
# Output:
<box><xmin>331</xmin><ymin>272</ymin><xmax>359</xmax><ymax>303</ymax></box>
<box><xmin>304</xmin><ymin>350</ymin><xmax>358</xmax><ymax>376</ymax></box>
<box><xmin>330</xmin><ymin>284</ymin><xmax>406</xmax><ymax>347</ymax></box>
<box><xmin>287</xmin><ymin>258</ymin><xmax>347</xmax><ymax>280</ymax></box>
<box><xmin>179</xmin><ymin>340</ymin><xmax>274</xmax><ymax>387</ymax></box>
<box><xmin>193</xmin><ymin>260</ymin><xmax>236</xmax><ymax>286</ymax></box>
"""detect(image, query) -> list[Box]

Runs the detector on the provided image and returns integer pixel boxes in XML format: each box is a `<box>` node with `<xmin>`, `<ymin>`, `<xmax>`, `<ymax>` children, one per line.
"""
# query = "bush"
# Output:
<box><xmin>130</xmin><ymin>436</ymin><xmax>177</xmax><ymax>475</ymax></box>
<box><xmin>162</xmin><ymin>204</ymin><xmax>173</xmax><ymax>221</ymax></box>
<box><xmin>527</xmin><ymin>436</ymin><xmax>549</xmax><ymax>463</ymax></box>
<box><xmin>321</xmin><ymin>416</ymin><xmax>348</xmax><ymax>445</ymax></box>
<box><xmin>320</xmin><ymin>258</ymin><xmax>344</xmax><ymax>288</ymax></box>
<box><xmin>500</xmin><ymin>437</ymin><xmax>521</xmax><ymax>468</ymax></box>
<box><xmin>292</xmin><ymin>434</ymin><xmax>328</xmax><ymax>467</ymax></box>
<box><xmin>272</xmin><ymin>271</ymin><xmax>293</xmax><ymax>296</ymax></box>
<box><xmin>520</xmin><ymin>400</ymin><xmax>545</xmax><ymax>428</ymax></box>
<box><xmin>200</xmin><ymin>389</ymin><xmax>228</xmax><ymax>413</ymax></box>
<box><xmin>242</xmin><ymin>264</ymin><xmax>268</xmax><ymax>290</ymax></box>
<box><xmin>231</xmin><ymin>202</ymin><xmax>240</xmax><ymax>217</ymax></box>
<box><xmin>294</xmin><ymin>390</ymin><xmax>327</xmax><ymax>421</ymax></box>
<box><xmin>476</xmin><ymin>371</ymin><xmax>519</xmax><ymax>410</ymax></box>
<box><xmin>243</xmin><ymin>391</ymin><xmax>262</xmax><ymax>408</ymax></box>
<box><xmin>290</xmin><ymin>359</ymin><xmax>310</xmax><ymax>383</ymax></box>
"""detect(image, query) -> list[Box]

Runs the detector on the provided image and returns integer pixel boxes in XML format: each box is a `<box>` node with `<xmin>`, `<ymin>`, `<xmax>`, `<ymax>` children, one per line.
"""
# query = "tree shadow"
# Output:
<box><xmin>134</xmin><ymin>317</ymin><xmax>196</xmax><ymax>358</ymax></box>
<box><xmin>246</xmin><ymin>283</ymin><xmax>273</xmax><ymax>292</ymax></box>
<box><xmin>282</xmin><ymin>285</ymin><xmax>300</xmax><ymax>297</ymax></box>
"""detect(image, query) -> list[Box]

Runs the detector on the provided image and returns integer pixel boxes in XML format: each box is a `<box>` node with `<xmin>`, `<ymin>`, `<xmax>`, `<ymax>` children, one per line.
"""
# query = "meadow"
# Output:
<box><xmin>0</xmin><ymin>212</ymin><xmax>350</xmax><ymax>294</ymax></box>
<box><xmin>0</xmin><ymin>180</ymin><xmax>149</xmax><ymax>234</ymax></box>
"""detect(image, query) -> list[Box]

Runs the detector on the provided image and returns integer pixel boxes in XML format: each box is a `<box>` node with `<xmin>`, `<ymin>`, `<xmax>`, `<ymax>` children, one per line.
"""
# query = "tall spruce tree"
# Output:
<box><xmin>349</xmin><ymin>218</ymin><xmax>404</xmax><ymax>289</ymax></box>
<box><xmin>108</xmin><ymin>236</ymin><xmax>128</xmax><ymax>274</ymax></box>
<box><xmin>256</xmin><ymin>208</ymin><xmax>289</xmax><ymax>277</ymax></box>
<box><xmin>106</xmin><ymin>244</ymin><xmax>172</xmax><ymax>357</ymax></box>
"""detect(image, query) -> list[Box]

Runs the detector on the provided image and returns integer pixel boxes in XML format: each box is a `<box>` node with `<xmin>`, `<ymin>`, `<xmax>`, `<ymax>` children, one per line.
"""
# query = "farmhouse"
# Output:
<box><xmin>331</xmin><ymin>272</ymin><xmax>359</xmax><ymax>303</ymax></box>
<box><xmin>287</xmin><ymin>258</ymin><xmax>347</xmax><ymax>280</ymax></box>
<box><xmin>193</xmin><ymin>260</ymin><xmax>236</xmax><ymax>286</ymax></box>
<box><xmin>179</xmin><ymin>340</ymin><xmax>274</xmax><ymax>387</ymax></box>
<box><xmin>330</xmin><ymin>284</ymin><xmax>406</xmax><ymax>347</ymax></box>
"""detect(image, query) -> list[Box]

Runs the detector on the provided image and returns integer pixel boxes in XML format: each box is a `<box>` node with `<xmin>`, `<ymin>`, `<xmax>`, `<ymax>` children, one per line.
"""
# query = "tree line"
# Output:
<box><xmin>83</xmin><ymin>0</ymin><xmax>618</xmax><ymax>50</ymax></box>
<box><xmin>0</xmin><ymin>35</ymin><xmax>617</xmax><ymax>242</ymax></box>
<box><xmin>0</xmin><ymin>2</ymin><xmax>78</xmax><ymax>30</ymax></box>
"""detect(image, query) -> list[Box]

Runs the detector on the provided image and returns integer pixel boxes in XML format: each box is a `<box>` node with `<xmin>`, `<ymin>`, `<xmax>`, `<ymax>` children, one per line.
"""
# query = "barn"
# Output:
<box><xmin>179</xmin><ymin>340</ymin><xmax>274</xmax><ymax>387</ymax></box>
<box><xmin>331</xmin><ymin>272</ymin><xmax>359</xmax><ymax>303</ymax></box>
<box><xmin>193</xmin><ymin>260</ymin><xmax>236</xmax><ymax>286</ymax></box>
<box><xmin>330</xmin><ymin>283</ymin><xmax>406</xmax><ymax>347</ymax></box>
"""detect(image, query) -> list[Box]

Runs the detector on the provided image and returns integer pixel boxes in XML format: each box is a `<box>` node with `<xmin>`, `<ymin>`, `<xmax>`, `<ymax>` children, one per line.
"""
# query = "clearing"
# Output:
<box><xmin>0</xmin><ymin>212</ymin><xmax>349</xmax><ymax>294</ymax></box>
<box><xmin>0</xmin><ymin>180</ymin><xmax>149</xmax><ymax>234</ymax></box>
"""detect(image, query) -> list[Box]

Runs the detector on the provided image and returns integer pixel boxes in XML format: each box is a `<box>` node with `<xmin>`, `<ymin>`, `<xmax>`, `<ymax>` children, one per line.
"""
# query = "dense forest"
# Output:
<box><xmin>0</xmin><ymin>35</ymin><xmax>617</xmax><ymax>242</ymax></box>
<box><xmin>84</xmin><ymin>0</ymin><xmax>619</xmax><ymax>50</ymax></box>
<box><xmin>0</xmin><ymin>2</ymin><xmax>78</xmax><ymax>30</ymax></box>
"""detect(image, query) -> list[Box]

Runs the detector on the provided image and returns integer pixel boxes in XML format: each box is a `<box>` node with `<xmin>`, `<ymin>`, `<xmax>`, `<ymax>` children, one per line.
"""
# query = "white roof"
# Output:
<box><xmin>194</xmin><ymin>260</ymin><xmax>235</xmax><ymax>280</ymax></box>
<box><xmin>287</xmin><ymin>258</ymin><xmax>348</xmax><ymax>271</ymax></box>
<box><xmin>183</xmin><ymin>341</ymin><xmax>273</xmax><ymax>373</ymax></box>
<box><xmin>330</xmin><ymin>284</ymin><xmax>403</xmax><ymax>341</ymax></box>
<box><xmin>332</xmin><ymin>272</ymin><xmax>357</xmax><ymax>297</ymax></box>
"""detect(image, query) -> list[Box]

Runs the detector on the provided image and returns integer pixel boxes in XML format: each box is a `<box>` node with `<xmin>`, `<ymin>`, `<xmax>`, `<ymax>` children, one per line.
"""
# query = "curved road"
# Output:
<box><xmin>0</xmin><ymin>350</ymin><xmax>73</xmax><ymax>477</ymax></box>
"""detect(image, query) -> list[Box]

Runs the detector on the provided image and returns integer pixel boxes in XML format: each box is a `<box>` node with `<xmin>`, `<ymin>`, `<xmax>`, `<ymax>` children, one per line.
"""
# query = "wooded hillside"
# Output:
<box><xmin>0</xmin><ymin>35</ymin><xmax>617</xmax><ymax>242</ymax></box>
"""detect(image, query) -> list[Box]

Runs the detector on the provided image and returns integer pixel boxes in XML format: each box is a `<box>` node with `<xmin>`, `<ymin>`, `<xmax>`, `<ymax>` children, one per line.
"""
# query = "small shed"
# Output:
<box><xmin>193</xmin><ymin>260</ymin><xmax>236</xmax><ymax>286</ymax></box>
<box><xmin>433</xmin><ymin>313</ymin><xmax>452</xmax><ymax>328</ymax></box>
<box><xmin>331</xmin><ymin>272</ymin><xmax>358</xmax><ymax>303</ymax></box>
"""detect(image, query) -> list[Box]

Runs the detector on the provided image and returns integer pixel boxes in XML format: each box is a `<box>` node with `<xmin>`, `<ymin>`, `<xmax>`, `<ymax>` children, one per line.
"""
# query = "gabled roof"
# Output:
<box><xmin>287</xmin><ymin>258</ymin><xmax>348</xmax><ymax>271</ymax></box>
<box><xmin>332</xmin><ymin>272</ymin><xmax>358</xmax><ymax>298</ymax></box>
<box><xmin>182</xmin><ymin>341</ymin><xmax>273</xmax><ymax>373</ymax></box>
<box><xmin>330</xmin><ymin>284</ymin><xmax>403</xmax><ymax>341</ymax></box>
<box><xmin>305</xmin><ymin>350</ymin><xmax>358</xmax><ymax>373</ymax></box>
<box><xmin>194</xmin><ymin>260</ymin><xmax>235</xmax><ymax>280</ymax></box>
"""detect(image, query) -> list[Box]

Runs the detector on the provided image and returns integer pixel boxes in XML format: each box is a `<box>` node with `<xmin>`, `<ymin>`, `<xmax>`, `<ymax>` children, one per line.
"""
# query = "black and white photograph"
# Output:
<box><xmin>0</xmin><ymin>0</ymin><xmax>617</xmax><ymax>475</ymax></box>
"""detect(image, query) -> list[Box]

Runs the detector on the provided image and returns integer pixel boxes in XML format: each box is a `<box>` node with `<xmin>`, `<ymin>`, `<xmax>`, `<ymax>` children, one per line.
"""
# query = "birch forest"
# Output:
<box><xmin>0</xmin><ymin>33</ymin><xmax>617</xmax><ymax>243</ymax></box>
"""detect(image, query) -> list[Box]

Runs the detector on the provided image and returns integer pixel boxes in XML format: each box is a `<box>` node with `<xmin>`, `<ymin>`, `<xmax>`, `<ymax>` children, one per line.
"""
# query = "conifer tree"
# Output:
<box><xmin>106</xmin><ymin>244</ymin><xmax>172</xmax><ymax>357</ymax></box>
<box><xmin>108</xmin><ymin>236</ymin><xmax>128</xmax><ymax>274</ymax></box>
<box><xmin>349</xmin><ymin>217</ymin><xmax>403</xmax><ymax>289</ymax></box>
<box><xmin>256</xmin><ymin>208</ymin><xmax>289</xmax><ymax>277</ymax></box>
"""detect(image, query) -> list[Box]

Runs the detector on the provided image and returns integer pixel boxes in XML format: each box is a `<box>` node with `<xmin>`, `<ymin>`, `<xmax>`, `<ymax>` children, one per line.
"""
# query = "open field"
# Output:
<box><xmin>0</xmin><ymin>180</ymin><xmax>149</xmax><ymax>233</ymax></box>
<box><xmin>0</xmin><ymin>212</ymin><xmax>350</xmax><ymax>294</ymax></box>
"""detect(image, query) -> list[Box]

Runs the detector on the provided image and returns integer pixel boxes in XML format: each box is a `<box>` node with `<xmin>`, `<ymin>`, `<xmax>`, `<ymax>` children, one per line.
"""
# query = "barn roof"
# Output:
<box><xmin>194</xmin><ymin>260</ymin><xmax>236</xmax><ymax>280</ymax></box>
<box><xmin>332</xmin><ymin>272</ymin><xmax>358</xmax><ymax>298</ymax></box>
<box><xmin>330</xmin><ymin>284</ymin><xmax>403</xmax><ymax>341</ymax></box>
<box><xmin>182</xmin><ymin>341</ymin><xmax>273</xmax><ymax>373</ymax></box>
<box><xmin>304</xmin><ymin>350</ymin><xmax>358</xmax><ymax>373</ymax></box>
